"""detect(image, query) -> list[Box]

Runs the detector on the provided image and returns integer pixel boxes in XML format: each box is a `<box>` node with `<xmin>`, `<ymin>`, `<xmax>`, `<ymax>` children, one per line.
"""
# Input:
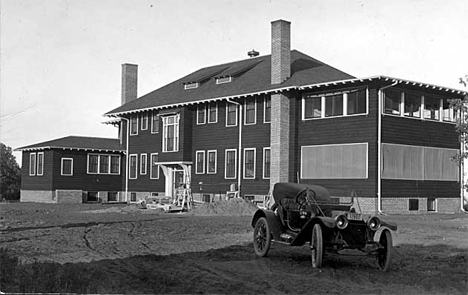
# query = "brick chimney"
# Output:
<box><xmin>270</xmin><ymin>20</ymin><xmax>291</xmax><ymax>188</ymax></box>
<box><xmin>121</xmin><ymin>63</ymin><xmax>138</xmax><ymax>105</ymax></box>
<box><xmin>271</xmin><ymin>19</ymin><xmax>291</xmax><ymax>84</ymax></box>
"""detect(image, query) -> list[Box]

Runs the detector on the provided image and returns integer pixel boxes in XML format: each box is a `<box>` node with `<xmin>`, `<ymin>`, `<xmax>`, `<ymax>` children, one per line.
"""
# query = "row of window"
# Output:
<box><xmin>129</xmin><ymin>153</ymin><xmax>160</xmax><ymax>180</ymax></box>
<box><xmin>87</xmin><ymin>154</ymin><xmax>121</xmax><ymax>175</ymax></box>
<box><xmin>384</xmin><ymin>89</ymin><xmax>456</xmax><ymax>122</ymax></box>
<box><xmin>196</xmin><ymin>148</ymin><xmax>271</xmax><ymax>179</ymax></box>
<box><xmin>302</xmin><ymin>88</ymin><xmax>368</xmax><ymax>120</ymax></box>
<box><xmin>29</xmin><ymin>152</ymin><xmax>44</xmax><ymax>176</ymax></box>
<box><xmin>197</xmin><ymin>96</ymin><xmax>271</xmax><ymax>126</ymax></box>
<box><xmin>130</xmin><ymin>112</ymin><xmax>160</xmax><ymax>135</ymax></box>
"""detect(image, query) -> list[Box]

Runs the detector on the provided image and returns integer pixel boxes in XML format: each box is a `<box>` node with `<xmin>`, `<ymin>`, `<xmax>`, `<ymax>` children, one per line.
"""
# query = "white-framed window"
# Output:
<box><xmin>88</xmin><ymin>154</ymin><xmax>121</xmax><ymax>175</ymax></box>
<box><xmin>150</xmin><ymin>153</ymin><xmax>159</xmax><ymax>179</ymax></box>
<box><xmin>263</xmin><ymin>147</ymin><xmax>271</xmax><ymax>179</ymax></box>
<box><xmin>244</xmin><ymin>99</ymin><xmax>256</xmax><ymax>125</ymax></box>
<box><xmin>243</xmin><ymin>148</ymin><xmax>256</xmax><ymax>179</ymax></box>
<box><xmin>427</xmin><ymin>198</ymin><xmax>437</xmax><ymax>212</ymax></box>
<box><xmin>130</xmin><ymin>116</ymin><xmax>138</xmax><ymax>135</ymax></box>
<box><xmin>37</xmin><ymin>152</ymin><xmax>44</xmax><ymax>176</ymax></box>
<box><xmin>162</xmin><ymin>114</ymin><xmax>180</xmax><ymax>152</ymax></box>
<box><xmin>184</xmin><ymin>82</ymin><xmax>198</xmax><ymax>90</ymax></box>
<box><xmin>140</xmin><ymin>154</ymin><xmax>147</xmax><ymax>175</ymax></box>
<box><xmin>207</xmin><ymin>150</ymin><xmax>217</xmax><ymax>174</ymax></box>
<box><xmin>382</xmin><ymin>143</ymin><xmax>459</xmax><ymax>181</ymax></box>
<box><xmin>384</xmin><ymin>88</ymin><xmax>402</xmax><ymax>115</ymax></box>
<box><xmin>61</xmin><ymin>158</ymin><xmax>73</xmax><ymax>176</ymax></box>
<box><xmin>403</xmin><ymin>92</ymin><xmax>421</xmax><ymax>118</ymax></box>
<box><xmin>264</xmin><ymin>96</ymin><xmax>271</xmax><ymax>123</ymax></box>
<box><xmin>226</xmin><ymin>103</ymin><xmax>238</xmax><ymax>127</ymax></box>
<box><xmin>151</xmin><ymin>113</ymin><xmax>160</xmax><ymax>133</ymax></box>
<box><xmin>303</xmin><ymin>88</ymin><xmax>368</xmax><ymax>120</ymax></box>
<box><xmin>141</xmin><ymin>114</ymin><xmax>148</xmax><ymax>130</ymax></box>
<box><xmin>29</xmin><ymin>153</ymin><xmax>36</xmax><ymax>176</ymax></box>
<box><xmin>301</xmin><ymin>143</ymin><xmax>368</xmax><ymax>179</ymax></box>
<box><xmin>196</xmin><ymin>151</ymin><xmax>205</xmax><ymax>174</ymax></box>
<box><xmin>197</xmin><ymin>105</ymin><xmax>206</xmax><ymax>125</ymax></box>
<box><xmin>424</xmin><ymin>95</ymin><xmax>441</xmax><ymax>121</ymax></box>
<box><xmin>129</xmin><ymin>154</ymin><xmax>138</xmax><ymax>179</ymax></box>
<box><xmin>225</xmin><ymin>149</ymin><xmax>237</xmax><ymax>179</ymax></box>
<box><xmin>208</xmin><ymin>102</ymin><xmax>218</xmax><ymax>123</ymax></box>
<box><xmin>216</xmin><ymin>76</ymin><xmax>231</xmax><ymax>84</ymax></box>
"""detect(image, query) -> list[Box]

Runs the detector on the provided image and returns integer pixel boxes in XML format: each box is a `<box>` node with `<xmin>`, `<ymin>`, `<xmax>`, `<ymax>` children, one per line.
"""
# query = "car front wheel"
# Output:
<box><xmin>311</xmin><ymin>223</ymin><xmax>323</xmax><ymax>268</ymax></box>
<box><xmin>253</xmin><ymin>217</ymin><xmax>271</xmax><ymax>257</ymax></box>
<box><xmin>377</xmin><ymin>229</ymin><xmax>393</xmax><ymax>272</ymax></box>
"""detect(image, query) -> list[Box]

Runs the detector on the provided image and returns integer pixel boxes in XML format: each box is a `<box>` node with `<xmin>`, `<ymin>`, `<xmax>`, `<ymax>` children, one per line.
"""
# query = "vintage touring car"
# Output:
<box><xmin>251</xmin><ymin>183</ymin><xmax>397</xmax><ymax>271</ymax></box>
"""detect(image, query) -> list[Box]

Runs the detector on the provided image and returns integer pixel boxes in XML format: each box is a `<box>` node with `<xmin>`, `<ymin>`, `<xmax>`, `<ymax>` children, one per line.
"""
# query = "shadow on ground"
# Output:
<box><xmin>1</xmin><ymin>242</ymin><xmax>466</xmax><ymax>294</ymax></box>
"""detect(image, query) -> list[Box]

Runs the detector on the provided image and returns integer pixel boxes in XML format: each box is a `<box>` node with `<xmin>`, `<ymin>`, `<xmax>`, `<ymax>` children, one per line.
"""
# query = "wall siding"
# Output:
<box><xmin>21</xmin><ymin>150</ymin><xmax>54</xmax><ymax>190</ymax></box>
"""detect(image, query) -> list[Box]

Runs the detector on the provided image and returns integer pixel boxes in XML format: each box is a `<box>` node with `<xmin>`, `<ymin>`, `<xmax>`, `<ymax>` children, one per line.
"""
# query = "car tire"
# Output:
<box><xmin>253</xmin><ymin>217</ymin><xmax>271</xmax><ymax>257</ymax></box>
<box><xmin>311</xmin><ymin>223</ymin><xmax>323</xmax><ymax>268</ymax></box>
<box><xmin>377</xmin><ymin>229</ymin><xmax>393</xmax><ymax>272</ymax></box>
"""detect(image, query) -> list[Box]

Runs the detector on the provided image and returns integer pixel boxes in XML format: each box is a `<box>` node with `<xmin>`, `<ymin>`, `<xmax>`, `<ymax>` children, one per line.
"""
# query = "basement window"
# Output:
<box><xmin>184</xmin><ymin>82</ymin><xmax>199</xmax><ymax>90</ymax></box>
<box><xmin>409</xmin><ymin>199</ymin><xmax>419</xmax><ymax>211</ymax></box>
<box><xmin>216</xmin><ymin>76</ymin><xmax>232</xmax><ymax>84</ymax></box>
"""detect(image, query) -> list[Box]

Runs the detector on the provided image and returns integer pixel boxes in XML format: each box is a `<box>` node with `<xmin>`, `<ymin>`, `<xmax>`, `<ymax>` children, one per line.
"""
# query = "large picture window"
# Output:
<box><xmin>382</xmin><ymin>143</ymin><xmax>459</xmax><ymax>181</ymax></box>
<box><xmin>243</xmin><ymin>148</ymin><xmax>256</xmax><ymax>179</ymax></box>
<box><xmin>225</xmin><ymin>149</ymin><xmax>237</xmax><ymax>179</ymax></box>
<box><xmin>301</xmin><ymin>143</ymin><xmax>368</xmax><ymax>179</ymax></box>
<box><xmin>162</xmin><ymin>114</ymin><xmax>179</xmax><ymax>152</ymax></box>
<box><xmin>226</xmin><ymin>103</ymin><xmax>238</xmax><ymax>126</ymax></box>
<box><xmin>245</xmin><ymin>99</ymin><xmax>256</xmax><ymax>125</ymax></box>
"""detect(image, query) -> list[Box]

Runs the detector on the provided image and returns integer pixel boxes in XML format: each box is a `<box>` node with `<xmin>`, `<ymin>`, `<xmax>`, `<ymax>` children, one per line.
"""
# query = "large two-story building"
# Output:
<box><xmin>18</xmin><ymin>20</ymin><xmax>467</xmax><ymax>213</ymax></box>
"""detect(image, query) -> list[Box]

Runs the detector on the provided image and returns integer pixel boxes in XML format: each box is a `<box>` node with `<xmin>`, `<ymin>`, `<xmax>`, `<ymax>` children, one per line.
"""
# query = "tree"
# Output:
<box><xmin>0</xmin><ymin>143</ymin><xmax>21</xmax><ymax>200</ymax></box>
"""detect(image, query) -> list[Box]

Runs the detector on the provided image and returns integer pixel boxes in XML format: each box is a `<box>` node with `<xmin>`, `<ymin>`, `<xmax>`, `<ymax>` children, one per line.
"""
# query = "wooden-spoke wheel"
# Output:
<box><xmin>253</xmin><ymin>217</ymin><xmax>271</xmax><ymax>257</ymax></box>
<box><xmin>311</xmin><ymin>223</ymin><xmax>323</xmax><ymax>268</ymax></box>
<box><xmin>377</xmin><ymin>229</ymin><xmax>393</xmax><ymax>272</ymax></box>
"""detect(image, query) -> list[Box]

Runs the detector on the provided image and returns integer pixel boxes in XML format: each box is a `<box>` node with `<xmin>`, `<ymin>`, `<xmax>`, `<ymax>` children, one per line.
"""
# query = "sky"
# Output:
<box><xmin>1</xmin><ymin>0</ymin><xmax>467</xmax><ymax>167</ymax></box>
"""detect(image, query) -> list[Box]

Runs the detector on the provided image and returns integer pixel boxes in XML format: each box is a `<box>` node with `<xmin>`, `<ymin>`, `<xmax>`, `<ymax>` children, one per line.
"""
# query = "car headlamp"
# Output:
<box><xmin>367</xmin><ymin>216</ymin><xmax>381</xmax><ymax>231</ymax></box>
<box><xmin>335</xmin><ymin>214</ymin><xmax>349</xmax><ymax>229</ymax></box>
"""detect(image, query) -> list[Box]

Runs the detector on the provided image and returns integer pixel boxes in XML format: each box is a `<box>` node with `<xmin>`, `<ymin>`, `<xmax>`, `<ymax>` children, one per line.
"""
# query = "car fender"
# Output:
<box><xmin>380</xmin><ymin>220</ymin><xmax>398</xmax><ymax>231</ymax></box>
<box><xmin>289</xmin><ymin>216</ymin><xmax>336</xmax><ymax>246</ymax></box>
<box><xmin>251</xmin><ymin>209</ymin><xmax>283</xmax><ymax>241</ymax></box>
<box><xmin>372</xmin><ymin>227</ymin><xmax>393</xmax><ymax>243</ymax></box>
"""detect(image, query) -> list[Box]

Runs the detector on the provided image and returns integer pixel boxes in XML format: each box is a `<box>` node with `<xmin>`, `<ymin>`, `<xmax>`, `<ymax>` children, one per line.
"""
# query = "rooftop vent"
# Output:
<box><xmin>248</xmin><ymin>49</ymin><xmax>259</xmax><ymax>58</ymax></box>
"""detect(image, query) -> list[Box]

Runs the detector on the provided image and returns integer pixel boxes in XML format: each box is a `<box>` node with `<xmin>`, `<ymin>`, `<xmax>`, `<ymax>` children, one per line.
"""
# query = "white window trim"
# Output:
<box><xmin>263</xmin><ymin>96</ymin><xmax>271</xmax><ymax>123</ymax></box>
<box><xmin>184</xmin><ymin>82</ymin><xmax>199</xmax><ymax>90</ymax></box>
<box><xmin>150</xmin><ymin>153</ymin><xmax>159</xmax><ymax>179</ymax></box>
<box><xmin>141</xmin><ymin>114</ymin><xmax>148</xmax><ymax>130</ymax></box>
<box><xmin>226</xmin><ymin>103</ymin><xmax>238</xmax><ymax>127</ymax></box>
<box><xmin>130</xmin><ymin>116</ymin><xmax>138</xmax><ymax>136</ymax></box>
<box><xmin>244</xmin><ymin>99</ymin><xmax>257</xmax><ymax>125</ymax></box>
<box><xmin>110</xmin><ymin>155</ymin><xmax>121</xmax><ymax>175</ymax></box>
<box><xmin>151</xmin><ymin>113</ymin><xmax>160</xmax><ymax>134</ymax></box>
<box><xmin>87</xmin><ymin>154</ymin><xmax>98</xmax><ymax>174</ymax></box>
<box><xmin>216</xmin><ymin>76</ymin><xmax>232</xmax><ymax>84</ymax></box>
<box><xmin>300</xmin><ymin>143</ymin><xmax>369</xmax><ymax>179</ymax></box>
<box><xmin>29</xmin><ymin>153</ymin><xmax>36</xmax><ymax>176</ymax></box>
<box><xmin>162</xmin><ymin>114</ymin><xmax>180</xmax><ymax>152</ymax></box>
<box><xmin>208</xmin><ymin>102</ymin><xmax>218</xmax><ymax>124</ymax></box>
<box><xmin>129</xmin><ymin>154</ymin><xmax>138</xmax><ymax>179</ymax></box>
<box><xmin>207</xmin><ymin>150</ymin><xmax>217</xmax><ymax>174</ymax></box>
<box><xmin>302</xmin><ymin>87</ymin><xmax>369</xmax><ymax>121</ymax></box>
<box><xmin>140</xmin><ymin>154</ymin><xmax>147</xmax><ymax>175</ymax></box>
<box><xmin>225</xmin><ymin>149</ymin><xmax>237</xmax><ymax>179</ymax></box>
<box><xmin>263</xmin><ymin>147</ymin><xmax>271</xmax><ymax>179</ymax></box>
<box><xmin>197</xmin><ymin>104</ymin><xmax>206</xmax><ymax>125</ymax></box>
<box><xmin>36</xmin><ymin>152</ymin><xmax>44</xmax><ymax>176</ymax></box>
<box><xmin>243</xmin><ymin>148</ymin><xmax>256</xmax><ymax>179</ymax></box>
<box><xmin>61</xmin><ymin>158</ymin><xmax>74</xmax><ymax>176</ymax></box>
<box><xmin>196</xmin><ymin>151</ymin><xmax>206</xmax><ymax>174</ymax></box>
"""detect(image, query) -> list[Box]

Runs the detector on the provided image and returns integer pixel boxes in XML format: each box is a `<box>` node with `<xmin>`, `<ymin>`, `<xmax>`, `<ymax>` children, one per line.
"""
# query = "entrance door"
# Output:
<box><xmin>173</xmin><ymin>169</ymin><xmax>185</xmax><ymax>196</ymax></box>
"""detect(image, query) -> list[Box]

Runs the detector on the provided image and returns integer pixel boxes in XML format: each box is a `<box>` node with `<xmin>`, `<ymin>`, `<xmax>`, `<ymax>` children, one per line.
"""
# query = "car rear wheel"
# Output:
<box><xmin>377</xmin><ymin>229</ymin><xmax>393</xmax><ymax>272</ymax></box>
<box><xmin>253</xmin><ymin>217</ymin><xmax>271</xmax><ymax>257</ymax></box>
<box><xmin>311</xmin><ymin>223</ymin><xmax>323</xmax><ymax>268</ymax></box>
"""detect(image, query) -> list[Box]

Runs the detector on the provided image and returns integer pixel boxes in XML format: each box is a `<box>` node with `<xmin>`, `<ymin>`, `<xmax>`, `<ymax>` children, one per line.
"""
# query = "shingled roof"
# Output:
<box><xmin>16</xmin><ymin>136</ymin><xmax>124</xmax><ymax>152</ymax></box>
<box><xmin>105</xmin><ymin>50</ymin><xmax>355</xmax><ymax>116</ymax></box>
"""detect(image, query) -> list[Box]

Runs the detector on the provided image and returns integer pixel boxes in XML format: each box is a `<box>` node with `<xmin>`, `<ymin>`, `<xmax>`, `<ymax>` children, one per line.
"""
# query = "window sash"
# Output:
<box><xmin>61</xmin><ymin>158</ymin><xmax>73</xmax><ymax>176</ymax></box>
<box><xmin>208</xmin><ymin>102</ymin><xmax>217</xmax><ymax>123</ymax></box>
<box><xmin>110</xmin><ymin>156</ymin><xmax>120</xmax><ymax>174</ymax></box>
<box><xmin>423</xmin><ymin>96</ymin><xmax>440</xmax><ymax>120</ymax></box>
<box><xmin>347</xmin><ymin>89</ymin><xmax>367</xmax><ymax>115</ymax></box>
<box><xmin>140</xmin><ymin>154</ymin><xmax>147</xmax><ymax>175</ymax></box>
<box><xmin>207</xmin><ymin>150</ymin><xmax>217</xmax><ymax>174</ymax></box>
<box><xmin>150</xmin><ymin>154</ymin><xmax>159</xmax><ymax>179</ymax></box>
<box><xmin>384</xmin><ymin>89</ymin><xmax>401</xmax><ymax>115</ymax></box>
<box><xmin>37</xmin><ymin>152</ymin><xmax>44</xmax><ymax>176</ymax></box>
<box><xmin>29</xmin><ymin>153</ymin><xmax>36</xmax><ymax>176</ymax></box>
<box><xmin>151</xmin><ymin>113</ymin><xmax>160</xmax><ymax>133</ymax></box>
<box><xmin>404</xmin><ymin>92</ymin><xmax>421</xmax><ymax>118</ymax></box>
<box><xmin>226</xmin><ymin>104</ymin><xmax>238</xmax><ymax>126</ymax></box>
<box><xmin>88</xmin><ymin>155</ymin><xmax>99</xmax><ymax>174</ymax></box>
<box><xmin>130</xmin><ymin>116</ymin><xmax>138</xmax><ymax>135</ymax></box>
<box><xmin>243</xmin><ymin>148</ymin><xmax>256</xmax><ymax>179</ymax></box>
<box><xmin>129</xmin><ymin>155</ymin><xmax>137</xmax><ymax>179</ymax></box>
<box><xmin>245</xmin><ymin>100</ymin><xmax>256</xmax><ymax>124</ymax></box>
<box><xmin>196</xmin><ymin>151</ymin><xmax>205</xmax><ymax>174</ymax></box>
<box><xmin>304</xmin><ymin>96</ymin><xmax>322</xmax><ymax>119</ymax></box>
<box><xmin>225</xmin><ymin>150</ymin><xmax>237</xmax><ymax>179</ymax></box>
<box><xmin>264</xmin><ymin>96</ymin><xmax>271</xmax><ymax>123</ymax></box>
<box><xmin>263</xmin><ymin>148</ymin><xmax>271</xmax><ymax>179</ymax></box>
<box><xmin>325</xmin><ymin>94</ymin><xmax>343</xmax><ymax>117</ymax></box>
<box><xmin>197</xmin><ymin>105</ymin><xmax>206</xmax><ymax>124</ymax></box>
<box><xmin>141</xmin><ymin>114</ymin><xmax>148</xmax><ymax>130</ymax></box>
<box><xmin>163</xmin><ymin>115</ymin><xmax>179</xmax><ymax>152</ymax></box>
<box><xmin>100</xmin><ymin>155</ymin><xmax>109</xmax><ymax>174</ymax></box>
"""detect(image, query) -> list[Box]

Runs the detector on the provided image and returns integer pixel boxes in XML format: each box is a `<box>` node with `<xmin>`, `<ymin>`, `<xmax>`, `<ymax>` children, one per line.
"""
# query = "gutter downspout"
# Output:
<box><xmin>120</xmin><ymin>117</ymin><xmax>130</xmax><ymax>202</ymax></box>
<box><xmin>377</xmin><ymin>81</ymin><xmax>399</xmax><ymax>213</ymax></box>
<box><xmin>227</xmin><ymin>99</ymin><xmax>242</xmax><ymax>196</ymax></box>
<box><xmin>461</xmin><ymin>107</ymin><xmax>466</xmax><ymax>212</ymax></box>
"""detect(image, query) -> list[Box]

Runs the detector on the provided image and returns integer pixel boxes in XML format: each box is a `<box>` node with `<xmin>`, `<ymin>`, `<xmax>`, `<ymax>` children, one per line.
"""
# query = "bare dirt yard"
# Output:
<box><xmin>0</xmin><ymin>200</ymin><xmax>467</xmax><ymax>294</ymax></box>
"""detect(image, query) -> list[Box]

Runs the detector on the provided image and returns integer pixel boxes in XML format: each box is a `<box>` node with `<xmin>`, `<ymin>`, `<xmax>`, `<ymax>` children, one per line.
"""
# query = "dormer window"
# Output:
<box><xmin>216</xmin><ymin>76</ymin><xmax>232</xmax><ymax>84</ymax></box>
<box><xmin>184</xmin><ymin>82</ymin><xmax>199</xmax><ymax>90</ymax></box>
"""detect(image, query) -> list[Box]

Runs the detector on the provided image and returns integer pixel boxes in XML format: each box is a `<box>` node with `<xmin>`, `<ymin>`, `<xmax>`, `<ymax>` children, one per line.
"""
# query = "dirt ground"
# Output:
<box><xmin>0</xmin><ymin>200</ymin><xmax>467</xmax><ymax>294</ymax></box>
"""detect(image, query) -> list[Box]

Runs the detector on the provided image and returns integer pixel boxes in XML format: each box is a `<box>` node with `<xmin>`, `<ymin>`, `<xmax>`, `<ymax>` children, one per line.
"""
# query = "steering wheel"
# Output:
<box><xmin>296</xmin><ymin>188</ymin><xmax>316</xmax><ymax>208</ymax></box>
